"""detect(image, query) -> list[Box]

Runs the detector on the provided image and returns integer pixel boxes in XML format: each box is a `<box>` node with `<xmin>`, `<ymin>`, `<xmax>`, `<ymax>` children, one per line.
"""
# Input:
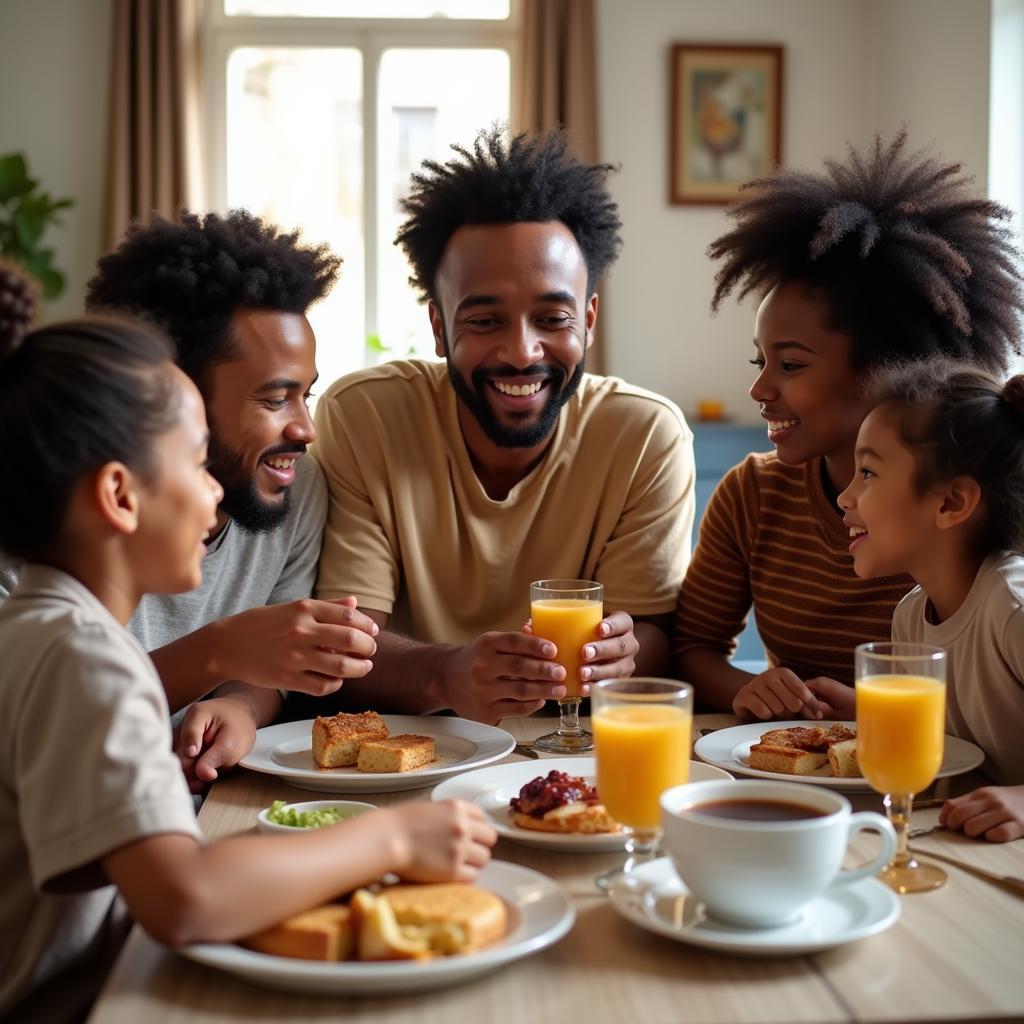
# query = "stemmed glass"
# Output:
<box><xmin>531</xmin><ymin>580</ymin><xmax>603</xmax><ymax>754</ymax></box>
<box><xmin>591</xmin><ymin>678</ymin><xmax>693</xmax><ymax>892</ymax></box>
<box><xmin>855</xmin><ymin>642</ymin><xmax>948</xmax><ymax>894</ymax></box>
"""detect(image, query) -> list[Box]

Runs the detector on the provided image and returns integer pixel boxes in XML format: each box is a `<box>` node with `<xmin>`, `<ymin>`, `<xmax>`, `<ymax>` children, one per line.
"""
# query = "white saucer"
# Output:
<box><xmin>610</xmin><ymin>858</ymin><xmax>900</xmax><ymax>956</ymax></box>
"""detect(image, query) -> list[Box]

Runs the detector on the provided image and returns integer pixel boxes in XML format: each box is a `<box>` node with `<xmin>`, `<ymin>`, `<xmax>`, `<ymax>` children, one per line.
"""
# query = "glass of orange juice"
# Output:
<box><xmin>592</xmin><ymin>678</ymin><xmax>693</xmax><ymax>891</ymax></box>
<box><xmin>855</xmin><ymin>642</ymin><xmax>947</xmax><ymax>894</ymax></box>
<box><xmin>531</xmin><ymin>579</ymin><xmax>603</xmax><ymax>754</ymax></box>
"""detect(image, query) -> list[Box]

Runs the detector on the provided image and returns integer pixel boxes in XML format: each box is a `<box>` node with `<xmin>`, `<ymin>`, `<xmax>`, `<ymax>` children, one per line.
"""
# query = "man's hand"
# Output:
<box><xmin>439</xmin><ymin>631</ymin><xmax>568</xmax><ymax>725</ymax></box>
<box><xmin>174</xmin><ymin>696</ymin><xmax>260</xmax><ymax>793</ymax></box>
<box><xmin>733</xmin><ymin>667</ymin><xmax>837</xmax><ymax>722</ymax></box>
<box><xmin>209</xmin><ymin>596</ymin><xmax>378</xmax><ymax>696</ymax></box>
<box><xmin>940</xmin><ymin>785</ymin><xmax>1024</xmax><ymax>843</ymax></box>
<box><xmin>579</xmin><ymin>611</ymin><xmax>640</xmax><ymax>687</ymax></box>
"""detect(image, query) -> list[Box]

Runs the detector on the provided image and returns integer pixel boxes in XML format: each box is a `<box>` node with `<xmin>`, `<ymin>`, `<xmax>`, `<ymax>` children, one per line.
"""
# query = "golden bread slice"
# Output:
<box><xmin>312</xmin><ymin>711</ymin><xmax>389</xmax><ymax>768</ymax></box>
<box><xmin>823</xmin><ymin>723</ymin><xmax>856</xmax><ymax>745</ymax></box>
<box><xmin>511</xmin><ymin>803</ymin><xmax>622</xmax><ymax>834</ymax></box>
<box><xmin>758</xmin><ymin>726</ymin><xmax>829</xmax><ymax>751</ymax></box>
<box><xmin>350</xmin><ymin>889</ymin><xmax>433</xmax><ymax>961</ymax></box>
<box><xmin>748</xmin><ymin>742</ymin><xmax>830</xmax><ymax>776</ymax></box>
<box><xmin>381</xmin><ymin>883</ymin><xmax>508</xmax><ymax>955</ymax></box>
<box><xmin>240</xmin><ymin>904</ymin><xmax>353</xmax><ymax>962</ymax></box>
<box><xmin>827</xmin><ymin>738</ymin><xmax>861</xmax><ymax>777</ymax></box>
<box><xmin>357</xmin><ymin>734</ymin><xmax>436</xmax><ymax>773</ymax></box>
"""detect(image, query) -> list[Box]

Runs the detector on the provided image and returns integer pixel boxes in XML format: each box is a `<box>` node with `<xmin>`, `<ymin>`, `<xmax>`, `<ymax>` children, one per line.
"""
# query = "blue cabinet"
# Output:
<box><xmin>691</xmin><ymin>423</ymin><xmax>771</xmax><ymax>664</ymax></box>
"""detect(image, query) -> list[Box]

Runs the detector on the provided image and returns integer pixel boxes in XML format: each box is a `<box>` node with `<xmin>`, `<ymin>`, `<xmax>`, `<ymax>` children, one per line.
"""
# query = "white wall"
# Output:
<box><xmin>597</xmin><ymin>0</ymin><xmax>994</xmax><ymax>425</ymax></box>
<box><xmin>0</xmin><ymin>0</ymin><xmax>112</xmax><ymax>319</ymax></box>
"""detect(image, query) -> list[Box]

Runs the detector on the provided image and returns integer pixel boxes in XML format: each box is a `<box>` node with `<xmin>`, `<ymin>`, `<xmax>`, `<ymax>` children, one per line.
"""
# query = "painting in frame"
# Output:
<box><xmin>670</xmin><ymin>43</ymin><xmax>784</xmax><ymax>205</ymax></box>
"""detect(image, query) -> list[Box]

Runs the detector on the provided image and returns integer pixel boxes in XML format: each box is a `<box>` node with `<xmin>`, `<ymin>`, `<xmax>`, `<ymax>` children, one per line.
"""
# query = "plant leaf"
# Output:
<box><xmin>39</xmin><ymin>267</ymin><xmax>65</xmax><ymax>300</ymax></box>
<box><xmin>0</xmin><ymin>153</ymin><xmax>33</xmax><ymax>202</ymax></box>
<box><xmin>13</xmin><ymin>206</ymin><xmax>46</xmax><ymax>249</ymax></box>
<box><xmin>365</xmin><ymin>333</ymin><xmax>389</xmax><ymax>353</ymax></box>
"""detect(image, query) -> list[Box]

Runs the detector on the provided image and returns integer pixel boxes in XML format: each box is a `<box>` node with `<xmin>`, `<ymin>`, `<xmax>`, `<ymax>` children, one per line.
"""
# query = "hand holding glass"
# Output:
<box><xmin>592</xmin><ymin>678</ymin><xmax>693</xmax><ymax>891</ymax></box>
<box><xmin>531</xmin><ymin>580</ymin><xmax>603</xmax><ymax>753</ymax></box>
<box><xmin>855</xmin><ymin>642</ymin><xmax>947</xmax><ymax>894</ymax></box>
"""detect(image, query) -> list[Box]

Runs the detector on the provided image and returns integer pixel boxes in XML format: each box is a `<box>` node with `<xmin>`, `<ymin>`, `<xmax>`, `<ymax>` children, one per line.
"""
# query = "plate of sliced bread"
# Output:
<box><xmin>240</xmin><ymin>714</ymin><xmax>515</xmax><ymax>793</ymax></box>
<box><xmin>180</xmin><ymin>861</ymin><xmax>575</xmax><ymax>995</ymax></box>
<box><xmin>432</xmin><ymin>757</ymin><xmax>733</xmax><ymax>851</ymax></box>
<box><xmin>694</xmin><ymin>720</ymin><xmax>984</xmax><ymax>790</ymax></box>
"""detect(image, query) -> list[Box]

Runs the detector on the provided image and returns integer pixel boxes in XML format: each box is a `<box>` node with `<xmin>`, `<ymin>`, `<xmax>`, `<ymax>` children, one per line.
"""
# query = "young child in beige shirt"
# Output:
<box><xmin>839</xmin><ymin>360</ymin><xmax>1024</xmax><ymax>842</ymax></box>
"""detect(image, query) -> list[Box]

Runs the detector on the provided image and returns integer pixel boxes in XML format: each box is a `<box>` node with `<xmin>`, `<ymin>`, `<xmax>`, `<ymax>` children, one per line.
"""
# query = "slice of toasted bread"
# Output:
<box><xmin>511</xmin><ymin>803</ymin><xmax>622</xmax><ymax>834</ymax></box>
<box><xmin>748</xmin><ymin>742</ymin><xmax>830</xmax><ymax>776</ymax></box>
<box><xmin>312</xmin><ymin>711</ymin><xmax>389</xmax><ymax>768</ymax></box>
<box><xmin>356</xmin><ymin>734</ymin><xmax>436</xmax><ymax>773</ymax></box>
<box><xmin>381</xmin><ymin>884</ymin><xmax>508</xmax><ymax>955</ymax></box>
<box><xmin>240</xmin><ymin>904</ymin><xmax>354</xmax><ymax>962</ymax></box>
<box><xmin>823</xmin><ymin>723</ymin><xmax>856</xmax><ymax>746</ymax></box>
<box><xmin>827</xmin><ymin>737</ymin><xmax>861</xmax><ymax>777</ymax></box>
<box><xmin>758</xmin><ymin>726</ymin><xmax>829</xmax><ymax>751</ymax></box>
<box><xmin>350</xmin><ymin>889</ymin><xmax>434</xmax><ymax>961</ymax></box>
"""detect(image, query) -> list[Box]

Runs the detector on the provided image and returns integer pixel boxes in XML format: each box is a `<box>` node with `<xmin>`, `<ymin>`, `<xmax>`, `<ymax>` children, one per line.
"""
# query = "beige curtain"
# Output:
<box><xmin>514</xmin><ymin>0</ymin><xmax>604</xmax><ymax>370</ymax></box>
<box><xmin>105</xmin><ymin>0</ymin><xmax>205</xmax><ymax>251</ymax></box>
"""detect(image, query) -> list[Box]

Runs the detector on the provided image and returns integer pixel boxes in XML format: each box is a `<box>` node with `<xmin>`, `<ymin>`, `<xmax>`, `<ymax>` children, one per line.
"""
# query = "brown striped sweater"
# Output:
<box><xmin>675</xmin><ymin>452</ymin><xmax>913</xmax><ymax>685</ymax></box>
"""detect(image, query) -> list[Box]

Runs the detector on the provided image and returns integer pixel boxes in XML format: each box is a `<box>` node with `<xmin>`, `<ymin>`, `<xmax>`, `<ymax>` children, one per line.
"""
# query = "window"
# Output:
<box><xmin>205</xmin><ymin>2</ymin><xmax>516</xmax><ymax>396</ymax></box>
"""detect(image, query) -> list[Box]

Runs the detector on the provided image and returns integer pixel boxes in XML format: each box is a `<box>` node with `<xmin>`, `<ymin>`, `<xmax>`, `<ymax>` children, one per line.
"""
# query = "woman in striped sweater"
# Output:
<box><xmin>675</xmin><ymin>130</ymin><xmax>1023</xmax><ymax>721</ymax></box>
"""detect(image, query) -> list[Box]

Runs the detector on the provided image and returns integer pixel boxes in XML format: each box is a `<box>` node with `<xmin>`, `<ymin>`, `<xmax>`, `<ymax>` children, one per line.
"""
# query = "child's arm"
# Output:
<box><xmin>102</xmin><ymin>800</ymin><xmax>496</xmax><ymax>946</ymax></box>
<box><xmin>939</xmin><ymin>785</ymin><xmax>1024</xmax><ymax>843</ymax></box>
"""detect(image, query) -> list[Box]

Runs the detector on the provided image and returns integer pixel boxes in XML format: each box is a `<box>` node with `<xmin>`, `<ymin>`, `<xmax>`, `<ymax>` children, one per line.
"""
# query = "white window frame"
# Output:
<box><xmin>202</xmin><ymin>2</ymin><xmax>519</xmax><ymax>345</ymax></box>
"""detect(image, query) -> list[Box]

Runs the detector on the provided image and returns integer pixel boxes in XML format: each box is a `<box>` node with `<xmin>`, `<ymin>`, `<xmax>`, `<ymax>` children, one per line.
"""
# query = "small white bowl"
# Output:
<box><xmin>256</xmin><ymin>799</ymin><xmax>377</xmax><ymax>834</ymax></box>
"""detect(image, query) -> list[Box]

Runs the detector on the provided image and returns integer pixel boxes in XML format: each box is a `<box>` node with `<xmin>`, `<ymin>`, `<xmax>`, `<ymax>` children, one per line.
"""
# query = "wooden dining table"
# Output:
<box><xmin>87</xmin><ymin>712</ymin><xmax>1024</xmax><ymax>1024</ymax></box>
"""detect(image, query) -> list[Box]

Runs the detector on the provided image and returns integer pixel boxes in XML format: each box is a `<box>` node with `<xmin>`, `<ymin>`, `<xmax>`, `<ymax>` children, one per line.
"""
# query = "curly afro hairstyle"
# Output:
<box><xmin>708</xmin><ymin>128</ymin><xmax>1023</xmax><ymax>373</ymax></box>
<box><xmin>85</xmin><ymin>209</ymin><xmax>340</xmax><ymax>390</ymax></box>
<box><xmin>395</xmin><ymin>125</ymin><xmax>622</xmax><ymax>303</ymax></box>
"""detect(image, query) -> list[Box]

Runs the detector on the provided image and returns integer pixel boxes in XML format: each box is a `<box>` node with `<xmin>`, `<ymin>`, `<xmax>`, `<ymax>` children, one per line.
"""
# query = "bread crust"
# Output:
<box><xmin>511</xmin><ymin>804</ymin><xmax>622</xmax><ymax>834</ymax></box>
<box><xmin>356</xmin><ymin>734</ymin><xmax>436</xmax><ymax>773</ymax></box>
<box><xmin>312</xmin><ymin>711</ymin><xmax>389</xmax><ymax>768</ymax></box>
<box><xmin>748</xmin><ymin>742</ymin><xmax>830</xmax><ymax>776</ymax></box>
<box><xmin>240</xmin><ymin>904</ymin><xmax>354</xmax><ymax>962</ymax></box>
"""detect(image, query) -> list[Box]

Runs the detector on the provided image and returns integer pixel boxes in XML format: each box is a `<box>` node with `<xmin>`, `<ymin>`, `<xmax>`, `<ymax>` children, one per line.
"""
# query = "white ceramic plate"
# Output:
<box><xmin>178</xmin><ymin>861</ymin><xmax>575</xmax><ymax>995</ymax></box>
<box><xmin>239</xmin><ymin>716</ymin><xmax>515</xmax><ymax>793</ymax></box>
<box><xmin>610</xmin><ymin>857</ymin><xmax>900</xmax><ymax>956</ymax></box>
<box><xmin>694</xmin><ymin>720</ymin><xmax>984</xmax><ymax>791</ymax></box>
<box><xmin>431</xmin><ymin>757</ymin><xmax>734</xmax><ymax>852</ymax></box>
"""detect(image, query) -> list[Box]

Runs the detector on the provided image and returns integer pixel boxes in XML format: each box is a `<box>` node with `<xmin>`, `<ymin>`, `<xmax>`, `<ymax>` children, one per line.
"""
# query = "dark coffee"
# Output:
<box><xmin>689</xmin><ymin>798</ymin><xmax>828</xmax><ymax>822</ymax></box>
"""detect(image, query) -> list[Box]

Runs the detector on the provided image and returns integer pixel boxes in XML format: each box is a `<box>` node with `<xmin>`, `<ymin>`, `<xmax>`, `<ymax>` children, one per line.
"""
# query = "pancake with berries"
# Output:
<box><xmin>509</xmin><ymin>770</ymin><xmax>621</xmax><ymax>834</ymax></box>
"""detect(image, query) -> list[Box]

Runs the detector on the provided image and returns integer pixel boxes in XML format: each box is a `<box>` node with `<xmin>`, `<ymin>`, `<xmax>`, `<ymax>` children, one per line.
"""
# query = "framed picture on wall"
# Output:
<box><xmin>669</xmin><ymin>43</ymin><xmax>784</xmax><ymax>205</ymax></box>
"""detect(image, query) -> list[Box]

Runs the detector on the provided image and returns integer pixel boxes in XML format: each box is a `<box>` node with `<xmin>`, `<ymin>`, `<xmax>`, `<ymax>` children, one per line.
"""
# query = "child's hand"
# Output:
<box><xmin>732</xmin><ymin>667</ymin><xmax>832</xmax><ymax>721</ymax></box>
<box><xmin>386</xmin><ymin>800</ymin><xmax>497</xmax><ymax>883</ymax></box>
<box><xmin>802</xmin><ymin>677</ymin><xmax>855</xmax><ymax>720</ymax></box>
<box><xmin>174</xmin><ymin>696</ymin><xmax>259</xmax><ymax>793</ymax></box>
<box><xmin>939</xmin><ymin>785</ymin><xmax>1024</xmax><ymax>843</ymax></box>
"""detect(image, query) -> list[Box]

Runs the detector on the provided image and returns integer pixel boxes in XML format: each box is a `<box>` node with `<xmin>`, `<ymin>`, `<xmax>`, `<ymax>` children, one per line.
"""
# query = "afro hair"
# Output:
<box><xmin>395</xmin><ymin>125</ymin><xmax>622</xmax><ymax>303</ymax></box>
<box><xmin>708</xmin><ymin>128</ymin><xmax>1023</xmax><ymax>373</ymax></box>
<box><xmin>86</xmin><ymin>209</ymin><xmax>340</xmax><ymax>389</ymax></box>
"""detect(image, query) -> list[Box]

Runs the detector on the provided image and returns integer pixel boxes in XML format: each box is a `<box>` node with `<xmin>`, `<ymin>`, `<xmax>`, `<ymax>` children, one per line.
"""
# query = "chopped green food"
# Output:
<box><xmin>266</xmin><ymin>800</ymin><xmax>352</xmax><ymax>828</ymax></box>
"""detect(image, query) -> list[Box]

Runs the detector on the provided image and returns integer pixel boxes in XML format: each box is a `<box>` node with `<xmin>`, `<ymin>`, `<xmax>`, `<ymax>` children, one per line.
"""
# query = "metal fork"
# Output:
<box><xmin>908</xmin><ymin>824</ymin><xmax>947</xmax><ymax>839</ymax></box>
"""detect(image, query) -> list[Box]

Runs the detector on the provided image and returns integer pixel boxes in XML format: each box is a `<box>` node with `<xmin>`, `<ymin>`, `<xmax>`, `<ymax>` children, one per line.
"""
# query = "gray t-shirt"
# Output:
<box><xmin>1</xmin><ymin>455</ymin><xmax>327</xmax><ymax>671</ymax></box>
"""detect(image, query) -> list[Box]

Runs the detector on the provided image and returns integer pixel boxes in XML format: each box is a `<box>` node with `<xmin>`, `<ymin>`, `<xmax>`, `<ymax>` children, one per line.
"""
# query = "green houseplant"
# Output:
<box><xmin>0</xmin><ymin>152</ymin><xmax>74</xmax><ymax>301</ymax></box>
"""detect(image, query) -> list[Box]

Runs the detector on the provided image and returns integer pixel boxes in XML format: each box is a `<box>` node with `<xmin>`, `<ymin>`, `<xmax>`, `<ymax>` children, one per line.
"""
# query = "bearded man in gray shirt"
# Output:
<box><xmin>0</xmin><ymin>211</ymin><xmax>378</xmax><ymax>789</ymax></box>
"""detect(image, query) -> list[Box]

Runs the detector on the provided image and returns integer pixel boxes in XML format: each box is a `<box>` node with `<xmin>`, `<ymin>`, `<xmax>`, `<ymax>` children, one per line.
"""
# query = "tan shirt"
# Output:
<box><xmin>313</xmin><ymin>360</ymin><xmax>694</xmax><ymax>642</ymax></box>
<box><xmin>892</xmin><ymin>553</ymin><xmax>1024</xmax><ymax>785</ymax></box>
<box><xmin>0</xmin><ymin>566</ymin><xmax>201</xmax><ymax>1022</ymax></box>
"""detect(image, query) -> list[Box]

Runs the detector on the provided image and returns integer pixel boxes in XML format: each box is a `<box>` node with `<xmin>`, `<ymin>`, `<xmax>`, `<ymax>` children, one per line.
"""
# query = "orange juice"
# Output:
<box><xmin>856</xmin><ymin>674</ymin><xmax>945</xmax><ymax>795</ymax></box>
<box><xmin>593</xmin><ymin>704</ymin><xmax>691</xmax><ymax>830</ymax></box>
<box><xmin>531</xmin><ymin>598</ymin><xmax>603</xmax><ymax>698</ymax></box>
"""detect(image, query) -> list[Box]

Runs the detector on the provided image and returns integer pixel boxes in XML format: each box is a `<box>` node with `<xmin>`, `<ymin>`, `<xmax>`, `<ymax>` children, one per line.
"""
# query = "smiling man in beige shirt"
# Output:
<box><xmin>294</xmin><ymin>128</ymin><xmax>694</xmax><ymax>725</ymax></box>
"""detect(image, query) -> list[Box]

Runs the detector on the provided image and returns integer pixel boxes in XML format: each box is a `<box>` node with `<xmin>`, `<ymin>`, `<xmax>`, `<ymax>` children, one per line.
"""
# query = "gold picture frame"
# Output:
<box><xmin>670</xmin><ymin>43</ymin><xmax>784</xmax><ymax>205</ymax></box>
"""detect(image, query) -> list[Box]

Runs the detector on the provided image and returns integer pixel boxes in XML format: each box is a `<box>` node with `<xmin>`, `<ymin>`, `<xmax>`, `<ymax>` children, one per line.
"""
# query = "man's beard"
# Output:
<box><xmin>206</xmin><ymin>437</ymin><xmax>296</xmax><ymax>535</ymax></box>
<box><xmin>445</xmin><ymin>342</ymin><xmax>586</xmax><ymax>449</ymax></box>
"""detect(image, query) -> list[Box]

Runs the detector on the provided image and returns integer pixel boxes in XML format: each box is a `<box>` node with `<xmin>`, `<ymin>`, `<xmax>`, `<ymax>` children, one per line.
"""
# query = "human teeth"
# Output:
<box><xmin>494</xmin><ymin>381</ymin><xmax>542</xmax><ymax>396</ymax></box>
<box><xmin>767</xmin><ymin>418</ymin><xmax>798</xmax><ymax>431</ymax></box>
<box><xmin>266</xmin><ymin>457</ymin><xmax>296</xmax><ymax>470</ymax></box>
<box><xmin>849</xmin><ymin>527</ymin><xmax>867</xmax><ymax>538</ymax></box>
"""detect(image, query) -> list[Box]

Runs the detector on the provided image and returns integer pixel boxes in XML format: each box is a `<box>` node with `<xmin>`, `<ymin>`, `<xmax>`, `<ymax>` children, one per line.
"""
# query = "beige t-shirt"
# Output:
<box><xmin>0</xmin><ymin>566</ymin><xmax>202</xmax><ymax>1022</ymax></box>
<box><xmin>313</xmin><ymin>360</ymin><xmax>694</xmax><ymax>642</ymax></box>
<box><xmin>892</xmin><ymin>553</ymin><xmax>1024</xmax><ymax>785</ymax></box>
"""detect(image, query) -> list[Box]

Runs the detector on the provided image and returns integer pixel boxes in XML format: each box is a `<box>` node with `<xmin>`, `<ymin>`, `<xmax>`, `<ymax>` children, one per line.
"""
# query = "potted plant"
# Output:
<box><xmin>0</xmin><ymin>152</ymin><xmax>74</xmax><ymax>301</ymax></box>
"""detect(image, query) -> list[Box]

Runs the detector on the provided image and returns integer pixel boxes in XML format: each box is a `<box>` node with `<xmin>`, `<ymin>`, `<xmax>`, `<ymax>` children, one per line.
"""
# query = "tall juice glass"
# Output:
<box><xmin>531</xmin><ymin>580</ymin><xmax>603</xmax><ymax>753</ymax></box>
<box><xmin>592</xmin><ymin>678</ymin><xmax>693</xmax><ymax>891</ymax></box>
<box><xmin>855</xmin><ymin>642</ymin><xmax>947</xmax><ymax>894</ymax></box>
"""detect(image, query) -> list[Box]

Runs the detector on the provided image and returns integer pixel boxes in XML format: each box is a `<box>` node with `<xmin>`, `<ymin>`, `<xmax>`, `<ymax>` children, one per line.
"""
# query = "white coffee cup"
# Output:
<box><xmin>660</xmin><ymin>779</ymin><xmax>897</xmax><ymax>928</ymax></box>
